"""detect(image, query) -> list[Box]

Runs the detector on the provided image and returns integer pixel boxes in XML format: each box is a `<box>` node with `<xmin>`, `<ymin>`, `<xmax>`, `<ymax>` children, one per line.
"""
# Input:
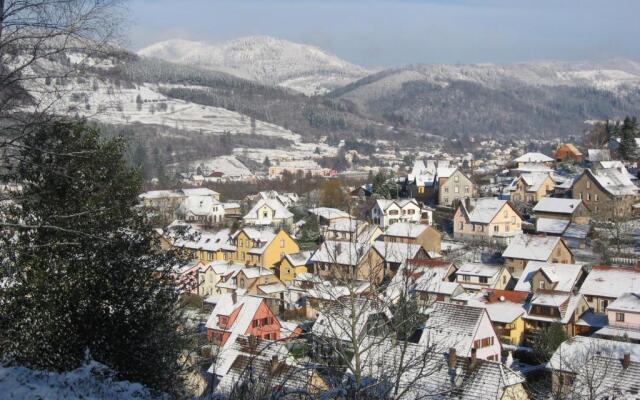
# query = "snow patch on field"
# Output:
<box><xmin>0</xmin><ymin>361</ymin><xmax>161</xmax><ymax>399</ymax></box>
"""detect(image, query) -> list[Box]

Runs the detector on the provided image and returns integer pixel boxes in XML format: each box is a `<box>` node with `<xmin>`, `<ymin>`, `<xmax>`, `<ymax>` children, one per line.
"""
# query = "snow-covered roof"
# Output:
<box><xmin>608</xmin><ymin>292</ymin><xmax>640</xmax><ymax>313</ymax></box>
<box><xmin>468</xmin><ymin>298</ymin><xmax>526</xmax><ymax>324</ymax></box>
<box><xmin>460</xmin><ymin>197</ymin><xmax>511</xmax><ymax>224</ymax></box>
<box><xmin>536</xmin><ymin>218</ymin><xmax>570</xmax><ymax>235</ymax></box>
<box><xmin>513</xmin><ymin>152</ymin><xmax>554</xmax><ymax>163</ymax></box>
<box><xmin>312</xmin><ymin>298</ymin><xmax>391</xmax><ymax>342</ymax></box>
<box><xmin>172</xmin><ymin>228</ymin><xmax>235</xmax><ymax>252</ymax></box>
<box><xmin>580</xmin><ymin>265</ymin><xmax>640</xmax><ymax>299</ymax></box>
<box><xmin>206</xmin><ymin>294</ymin><xmax>267</xmax><ymax>337</ymax></box>
<box><xmin>384</xmin><ymin>222</ymin><xmax>429</xmax><ymax>238</ymax></box>
<box><xmin>375</xmin><ymin>198</ymin><xmax>418</xmax><ymax>211</ymax></box>
<box><xmin>587</xmin><ymin>149</ymin><xmax>611</xmax><ymax>162</ymax></box>
<box><xmin>357</xmin><ymin>337</ymin><xmax>524</xmax><ymax>400</ymax></box>
<box><xmin>420</xmin><ymin>302</ymin><xmax>488</xmax><ymax>358</ymax></box>
<box><xmin>502</xmin><ymin>234</ymin><xmax>563</xmax><ymax>261</ymax></box>
<box><xmin>310</xmin><ymin>240</ymin><xmax>370</xmax><ymax>266</ymax></box>
<box><xmin>181</xmin><ymin>188</ymin><xmax>219</xmax><ymax>197</ymax></box>
<box><xmin>243</xmin><ymin>197</ymin><xmax>293</xmax><ymax>222</ymax></box>
<box><xmin>436</xmin><ymin>167</ymin><xmax>458</xmax><ymax>179</ymax></box>
<box><xmin>508</xmin><ymin>173</ymin><xmax>551</xmax><ymax>192</ymax></box>
<box><xmin>586</xmin><ymin>167</ymin><xmax>639</xmax><ymax>196</ymax></box>
<box><xmin>533</xmin><ymin>197</ymin><xmax>582</xmax><ymax>215</ymax></box>
<box><xmin>525</xmin><ymin>292</ymin><xmax>585</xmax><ymax>324</ymax></box>
<box><xmin>309</xmin><ymin>207</ymin><xmax>351</xmax><ymax>220</ymax></box>
<box><xmin>548</xmin><ymin>336</ymin><xmax>640</xmax><ymax>373</ymax></box>
<box><xmin>175</xmin><ymin>195</ymin><xmax>221</xmax><ymax>217</ymax></box>
<box><xmin>372</xmin><ymin>241</ymin><xmax>424</xmax><ymax>263</ymax></box>
<box><xmin>283</xmin><ymin>251</ymin><xmax>312</xmax><ymax>267</ymax></box>
<box><xmin>456</xmin><ymin>262</ymin><xmax>502</xmax><ymax>278</ymax></box>
<box><xmin>514</xmin><ymin>261</ymin><xmax>584</xmax><ymax>293</ymax></box>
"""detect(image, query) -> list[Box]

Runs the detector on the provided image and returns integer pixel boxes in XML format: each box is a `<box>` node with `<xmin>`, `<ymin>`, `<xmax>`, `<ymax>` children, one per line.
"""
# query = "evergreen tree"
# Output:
<box><xmin>0</xmin><ymin>121</ymin><xmax>188</xmax><ymax>395</ymax></box>
<box><xmin>619</xmin><ymin>116</ymin><xmax>638</xmax><ymax>160</ymax></box>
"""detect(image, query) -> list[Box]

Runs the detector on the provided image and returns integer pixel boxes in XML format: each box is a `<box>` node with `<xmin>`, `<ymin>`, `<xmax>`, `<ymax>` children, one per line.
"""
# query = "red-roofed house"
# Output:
<box><xmin>207</xmin><ymin>293</ymin><xmax>282</xmax><ymax>347</ymax></box>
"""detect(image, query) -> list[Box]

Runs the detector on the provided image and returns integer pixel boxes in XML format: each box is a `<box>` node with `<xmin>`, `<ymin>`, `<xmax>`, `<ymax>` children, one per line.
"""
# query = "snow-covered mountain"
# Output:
<box><xmin>137</xmin><ymin>36</ymin><xmax>370</xmax><ymax>95</ymax></box>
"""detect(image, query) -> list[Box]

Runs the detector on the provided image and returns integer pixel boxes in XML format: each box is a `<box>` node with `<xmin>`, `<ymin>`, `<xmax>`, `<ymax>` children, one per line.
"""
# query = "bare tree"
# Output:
<box><xmin>0</xmin><ymin>0</ymin><xmax>124</xmax><ymax>167</ymax></box>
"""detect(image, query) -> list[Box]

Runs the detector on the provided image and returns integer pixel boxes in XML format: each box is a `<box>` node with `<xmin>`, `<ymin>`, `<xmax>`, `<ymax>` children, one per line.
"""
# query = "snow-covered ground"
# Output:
<box><xmin>0</xmin><ymin>361</ymin><xmax>161</xmax><ymax>399</ymax></box>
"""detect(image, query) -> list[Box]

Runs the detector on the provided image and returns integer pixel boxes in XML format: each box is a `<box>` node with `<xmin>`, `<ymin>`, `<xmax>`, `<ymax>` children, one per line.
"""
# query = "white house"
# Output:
<box><xmin>420</xmin><ymin>301</ymin><xmax>502</xmax><ymax>362</ymax></box>
<box><xmin>243</xmin><ymin>198</ymin><xmax>294</xmax><ymax>227</ymax></box>
<box><xmin>174</xmin><ymin>196</ymin><xmax>224</xmax><ymax>224</ymax></box>
<box><xmin>371</xmin><ymin>199</ymin><xmax>421</xmax><ymax>228</ymax></box>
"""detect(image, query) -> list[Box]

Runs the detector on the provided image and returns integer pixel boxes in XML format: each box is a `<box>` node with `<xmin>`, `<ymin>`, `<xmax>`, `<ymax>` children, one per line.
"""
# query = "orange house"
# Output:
<box><xmin>206</xmin><ymin>293</ymin><xmax>281</xmax><ymax>347</ymax></box>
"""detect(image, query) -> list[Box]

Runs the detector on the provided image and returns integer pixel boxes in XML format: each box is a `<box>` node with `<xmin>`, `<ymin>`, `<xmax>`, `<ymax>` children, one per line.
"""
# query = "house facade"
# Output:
<box><xmin>232</xmin><ymin>228</ymin><xmax>300</xmax><ymax>269</ymax></box>
<box><xmin>532</xmin><ymin>198</ymin><xmax>590</xmax><ymax>224</ymax></box>
<box><xmin>383</xmin><ymin>222</ymin><xmax>442</xmax><ymax>254</ymax></box>
<box><xmin>437</xmin><ymin>168</ymin><xmax>474</xmax><ymax>207</ymax></box>
<box><xmin>554</xmin><ymin>143</ymin><xmax>583</xmax><ymax>162</ymax></box>
<box><xmin>508</xmin><ymin>173</ymin><xmax>555</xmax><ymax>203</ymax></box>
<box><xmin>571</xmin><ymin>168</ymin><xmax>640</xmax><ymax>216</ymax></box>
<box><xmin>371</xmin><ymin>199</ymin><xmax>421</xmax><ymax>228</ymax></box>
<box><xmin>453</xmin><ymin>198</ymin><xmax>523</xmax><ymax>244</ymax></box>
<box><xmin>502</xmin><ymin>235</ymin><xmax>574</xmax><ymax>278</ymax></box>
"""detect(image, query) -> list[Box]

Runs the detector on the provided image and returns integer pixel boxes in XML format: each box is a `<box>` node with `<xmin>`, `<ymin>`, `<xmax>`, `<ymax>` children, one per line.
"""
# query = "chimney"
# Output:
<box><xmin>270</xmin><ymin>354</ymin><xmax>279</xmax><ymax>373</ymax></box>
<box><xmin>448</xmin><ymin>348</ymin><xmax>457</xmax><ymax>369</ymax></box>
<box><xmin>248</xmin><ymin>335</ymin><xmax>258</xmax><ymax>352</ymax></box>
<box><xmin>623</xmin><ymin>352</ymin><xmax>631</xmax><ymax>369</ymax></box>
<box><xmin>231</xmin><ymin>291</ymin><xmax>237</xmax><ymax>305</ymax></box>
<box><xmin>464</xmin><ymin>197</ymin><xmax>472</xmax><ymax>211</ymax></box>
<box><xmin>470</xmin><ymin>347</ymin><xmax>477</xmax><ymax>369</ymax></box>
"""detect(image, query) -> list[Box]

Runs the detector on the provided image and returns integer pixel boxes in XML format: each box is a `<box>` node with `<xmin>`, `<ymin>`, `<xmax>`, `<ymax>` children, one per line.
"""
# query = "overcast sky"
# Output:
<box><xmin>127</xmin><ymin>0</ymin><xmax>640</xmax><ymax>68</ymax></box>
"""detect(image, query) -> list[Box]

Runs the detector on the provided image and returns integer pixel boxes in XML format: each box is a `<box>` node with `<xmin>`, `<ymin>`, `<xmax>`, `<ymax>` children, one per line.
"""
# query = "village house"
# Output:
<box><xmin>554</xmin><ymin>143</ymin><xmax>583</xmax><ymax>163</ymax></box>
<box><xmin>595</xmin><ymin>292</ymin><xmax>640</xmax><ymax>343</ymax></box>
<box><xmin>311</xmin><ymin>298</ymin><xmax>392</xmax><ymax>361</ymax></box>
<box><xmin>454</xmin><ymin>262</ymin><xmax>512</xmax><ymax>292</ymax></box>
<box><xmin>371</xmin><ymin>198</ymin><xmax>422</xmax><ymax>228</ymax></box>
<box><xmin>532</xmin><ymin>197</ymin><xmax>590</xmax><ymax>224</ymax></box>
<box><xmin>502</xmin><ymin>235</ymin><xmax>574</xmax><ymax>278</ymax></box>
<box><xmin>385</xmin><ymin>259</ymin><xmax>460</xmax><ymax>308</ymax></box>
<box><xmin>514</xmin><ymin>261</ymin><xmax>585</xmax><ymax>294</ymax></box>
<box><xmin>171</xmin><ymin>227</ymin><xmax>236</xmax><ymax>262</ymax></box>
<box><xmin>507</xmin><ymin>172</ymin><xmax>555</xmax><ymax>203</ymax></box>
<box><xmin>453</xmin><ymin>198</ymin><xmax>523</xmax><ymax>244</ymax></box>
<box><xmin>571</xmin><ymin>167</ymin><xmax>640</xmax><ymax>216</ymax></box>
<box><xmin>274</xmin><ymin>251</ymin><xmax>312</xmax><ymax>283</ymax></box>
<box><xmin>370</xmin><ymin>241</ymin><xmax>430</xmax><ymax>278</ymax></box>
<box><xmin>242</xmin><ymin>197</ymin><xmax>294</xmax><ymax>227</ymax></box>
<box><xmin>139</xmin><ymin>188</ymin><xmax>220</xmax><ymax>221</ymax></box>
<box><xmin>512</xmin><ymin>152</ymin><xmax>554</xmax><ymax>169</ymax></box>
<box><xmin>469</xmin><ymin>289</ymin><xmax>529</xmax><ymax>346</ymax></box>
<box><xmin>308</xmin><ymin>207</ymin><xmax>352</xmax><ymax>226</ymax></box>
<box><xmin>232</xmin><ymin>228</ymin><xmax>300</xmax><ymax>269</ymax></box>
<box><xmin>322</xmin><ymin>219</ymin><xmax>382</xmax><ymax>244</ymax></box>
<box><xmin>174</xmin><ymin>195</ymin><xmax>224</xmax><ymax>225</ymax></box>
<box><xmin>405</xmin><ymin>159</ymin><xmax>439</xmax><ymax>203</ymax></box>
<box><xmin>358</xmin><ymin>338</ymin><xmax>528</xmax><ymax>400</ymax></box>
<box><xmin>523</xmin><ymin>291</ymin><xmax>590</xmax><ymax>340</ymax></box>
<box><xmin>206</xmin><ymin>293</ymin><xmax>282</xmax><ymax>346</ymax></box>
<box><xmin>579</xmin><ymin>265</ymin><xmax>640</xmax><ymax>314</ymax></box>
<box><xmin>436</xmin><ymin>167</ymin><xmax>474</xmax><ymax>207</ymax></box>
<box><xmin>420</xmin><ymin>302</ymin><xmax>502</xmax><ymax>361</ymax></box>
<box><xmin>548</xmin><ymin>336</ymin><xmax>640</xmax><ymax>398</ymax></box>
<box><xmin>310</xmin><ymin>240</ymin><xmax>381</xmax><ymax>282</ymax></box>
<box><xmin>382</xmin><ymin>221</ymin><xmax>441</xmax><ymax>254</ymax></box>
<box><xmin>197</xmin><ymin>261</ymin><xmax>244</xmax><ymax>297</ymax></box>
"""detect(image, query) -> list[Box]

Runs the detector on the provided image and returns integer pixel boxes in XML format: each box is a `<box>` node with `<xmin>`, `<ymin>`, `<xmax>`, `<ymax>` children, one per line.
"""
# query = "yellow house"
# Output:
<box><xmin>508</xmin><ymin>173</ymin><xmax>555</xmax><ymax>203</ymax></box>
<box><xmin>473</xmin><ymin>289</ymin><xmax>529</xmax><ymax>346</ymax></box>
<box><xmin>197</xmin><ymin>261</ymin><xmax>244</xmax><ymax>297</ymax></box>
<box><xmin>453</xmin><ymin>198</ymin><xmax>523</xmax><ymax>245</ymax></box>
<box><xmin>232</xmin><ymin>227</ymin><xmax>300</xmax><ymax>269</ymax></box>
<box><xmin>275</xmin><ymin>251</ymin><xmax>312</xmax><ymax>283</ymax></box>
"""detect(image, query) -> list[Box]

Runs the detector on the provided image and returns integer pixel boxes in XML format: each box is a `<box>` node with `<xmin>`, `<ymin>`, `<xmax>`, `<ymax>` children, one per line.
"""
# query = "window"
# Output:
<box><xmin>586</xmin><ymin>193</ymin><xmax>591</xmax><ymax>201</ymax></box>
<box><xmin>579</xmin><ymin>193</ymin><xmax>582</xmax><ymax>200</ymax></box>
<box><xmin>454</xmin><ymin>186</ymin><xmax>459</xmax><ymax>193</ymax></box>
<box><xmin>454</xmin><ymin>175</ymin><xmax>459</xmax><ymax>182</ymax></box>
<box><xmin>539</xmin><ymin>281</ymin><xmax>545</xmax><ymax>290</ymax></box>
<box><xmin>586</xmin><ymin>181</ymin><xmax>591</xmax><ymax>189</ymax></box>
<box><xmin>263</xmin><ymin>211</ymin><xmax>268</xmax><ymax>218</ymax></box>
<box><xmin>240</xmin><ymin>239</ymin><xmax>244</xmax><ymax>247</ymax></box>
<box><xmin>444</xmin><ymin>187</ymin><xmax>449</xmax><ymax>193</ymax></box>
<box><xmin>503</xmin><ymin>210</ymin><xmax>508</xmax><ymax>218</ymax></box>
<box><xmin>479</xmin><ymin>276</ymin><xmax>488</xmax><ymax>284</ymax></box>
<box><xmin>511</xmin><ymin>216</ymin><xmax>516</xmax><ymax>224</ymax></box>
<box><xmin>616</xmin><ymin>312</ymin><xmax>625</xmax><ymax>322</ymax></box>
<box><xmin>465</xmin><ymin>186</ymin><xmax>470</xmax><ymax>193</ymax></box>
<box><xmin>594</xmin><ymin>194</ymin><xmax>599</xmax><ymax>202</ymax></box>
<box><xmin>463</xmin><ymin>275</ymin><xmax>470</xmax><ymax>282</ymax></box>
<box><xmin>280</xmin><ymin>239</ymin><xmax>285</xmax><ymax>248</ymax></box>
<box><xmin>444</xmin><ymin>197</ymin><xmax>448</xmax><ymax>203</ymax></box>
<box><xmin>494</xmin><ymin>226</ymin><xmax>499</xmax><ymax>232</ymax></box>
<box><xmin>459</xmin><ymin>222</ymin><xmax>464</xmax><ymax>230</ymax></box>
